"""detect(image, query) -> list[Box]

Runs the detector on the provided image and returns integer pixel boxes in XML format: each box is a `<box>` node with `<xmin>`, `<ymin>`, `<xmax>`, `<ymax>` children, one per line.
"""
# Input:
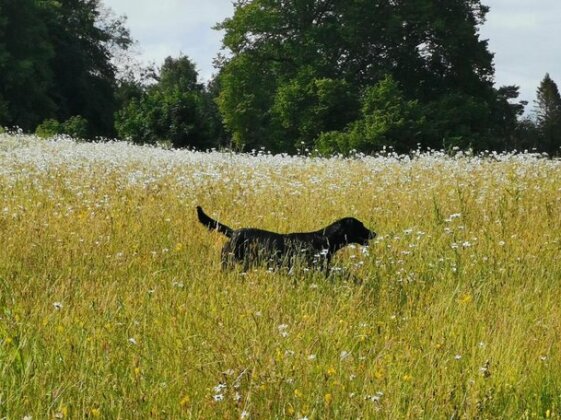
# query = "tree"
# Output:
<box><xmin>0</xmin><ymin>0</ymin><xmax>56</xmax><ymax>130</ymax></box>
<box><xmin>535</xmin><ymin>73</ymin><xmax>561</xmax><ymax>156</ymax></box>
<box><xmin>43</xmin><ymin>0</ymin><xmax>133</xmax><ymax>137</ymax></box>
<box><xmin>317</xmin><ymin>75</ymin><xmax>425</xmax><ymax>155</ymax></box>
<box><xmin>0</xmin><ymin>0</ymin><xmax>132</xmax><ymax>136</ymax></box>
<box><xmin>115</xmin><ymin>55</ymin><xmax>221</xmax><ymax>149</ymax></box>
<box><xmin>216</xmin><ymin>53</ymin><xmax>279</xmax><ymax>151</ymax></box>
<box><xmin>490</xmin><ymin>85</ymin><xmax>527</xmax><ymax>151</ymax></box>
<box><xmin>271</xmin><ymin>67</ymin><xmax>359</xmax><ymax>151</ymax></box>
<box><xmin>216</xmin><ymin>0</ymin><xmax>500</xmax><ymax>153</ymax></box>
<box><xmin>35</xmin><ymin>115</ymin><xmax>89</xmax><ymax>139</ymax></box>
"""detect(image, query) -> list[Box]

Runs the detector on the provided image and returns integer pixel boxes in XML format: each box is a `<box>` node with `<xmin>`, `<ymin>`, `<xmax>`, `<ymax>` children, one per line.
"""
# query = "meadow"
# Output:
<box><xmin>0</xmin><ymin>133</ymin><xmax>560</xmax><ymax>419</ymax></box>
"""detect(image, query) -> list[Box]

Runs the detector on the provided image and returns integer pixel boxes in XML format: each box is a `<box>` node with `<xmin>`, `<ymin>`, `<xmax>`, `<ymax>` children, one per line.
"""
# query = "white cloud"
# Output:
<box><xmin>104</xmin><ymin>0</ymin><xmax>233</xmax><ymax>81</ymax></box>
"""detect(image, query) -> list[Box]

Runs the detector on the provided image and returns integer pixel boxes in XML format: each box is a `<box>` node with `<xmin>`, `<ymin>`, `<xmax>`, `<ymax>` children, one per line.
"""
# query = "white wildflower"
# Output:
<box><xmin>213</xmin><ymin>383</ymin><xmax>226</xmax><ymax>393</ymax></box>
<box><xmin>277</xmin><ymin>324</ymin><xmax>289</xmax><ymax>337</ymax></box>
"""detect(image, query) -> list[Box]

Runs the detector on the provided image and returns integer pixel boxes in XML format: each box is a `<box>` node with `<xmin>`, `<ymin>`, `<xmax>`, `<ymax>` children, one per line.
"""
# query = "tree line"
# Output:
<box><xmin>1</xmin><ymin>0</ymin><xmax>560</xmax><ymax>156</ymax></box>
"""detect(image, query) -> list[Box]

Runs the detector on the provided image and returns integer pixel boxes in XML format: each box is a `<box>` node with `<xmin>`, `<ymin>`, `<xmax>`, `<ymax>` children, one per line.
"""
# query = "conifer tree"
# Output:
<box><xmin>535</xmin><ymin>73</ymin><xmax>561</xmax><ymax>156</ymax></box>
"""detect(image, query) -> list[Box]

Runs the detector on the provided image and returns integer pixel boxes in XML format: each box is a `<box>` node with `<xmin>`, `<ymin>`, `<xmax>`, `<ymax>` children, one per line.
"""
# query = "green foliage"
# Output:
<box><xmin>0</xmin><ymin>0</ymin><xmax>56</xmax><ymax>130</ymax></box>
<box><xmin>62</xmin><ymin>115</ymin><xmax>89</xmax><ymax>138</ymax></box>
<box><xmin>217</xmin><ymin>0</ymin><xmax>500</xmax><ymax>152</ymax></box>
<box><xmin>535</xmin><ymin>73</ymin><xmax>561</xmax><ymax>156</ymax></box>
<box><xmin>489</xmin><ymin>85</ymin><xmax>528</xmax><ymax>151</ymax></box>
<box><xmin>317</xmin><ymin>76</ymin><xmax>425</xmax><ymax>155</ymax></box>
<box><xmin>272</xmin><ymin>68</ymin><xmax>359</xmax><ymax>150</ymax></box>
<box><xmin>422</xmin><ymin>93</ymin><xmax>494</xmax><ymax>151</ymax></box>
<box><xmin>44</xmin><ymin>0</ymin><xmax>132</xmax><ymax>137</ymax></box>
<box><xmin>0</xmin><ymin>0</ymin><xmax>131</xmax><ymax>136</ymax></box>
<box><xmin>158</xmin><ymin>56</ymin><xmax>201</xmax><ymax>93</ymax></box>
<box><xmin>35</xmin><ymin>115</ymin><xmax>89</xmax><ymax>139</ymax></box>
<box><xmin>216</xmin><ymin>53</ymin><xmax>278</xmax><ymax>151</ymax></box>
<box><xmin>35</xmin><ymin>118</ymin><xmax>62</xmax><ymax>138</ymax></box>
<box><xmin>115</xmin><ymin>56</ymin><xmax>219</xmax><ymax>149</ymax></box>
<box><xmin>1</xmin><ymin>0</ymin><xmax>555</xmax><ymax>154</ymax></box>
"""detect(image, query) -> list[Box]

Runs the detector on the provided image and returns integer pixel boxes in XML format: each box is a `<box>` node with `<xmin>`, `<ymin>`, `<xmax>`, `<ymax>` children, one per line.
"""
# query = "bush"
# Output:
<box><xmin>63</xmin><ymin>115</ymin><xmax>89</xmax><ymax>138</ymax></box>
<box><xmin>35</xmin><ymin>116</ymin><xmax>89</xmax><ymax>139</ymax></box>
<box><xmin>35</xmin><ymin>119</ymin><xmax>63</xmax><ymax>138</ymax></box>
<box><xmin>316</xmin><ymin>75</ymin><xmax>425</xmax><ymax>155</ymax></box>
<box><xmin>115</xmin><ymin>88</ymin><xmax>213</xmax><ymax>149</ymax></box>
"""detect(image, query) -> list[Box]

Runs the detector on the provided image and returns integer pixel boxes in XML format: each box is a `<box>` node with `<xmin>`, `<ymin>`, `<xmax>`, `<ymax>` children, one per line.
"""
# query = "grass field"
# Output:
<box><xmin>1</xmin><ymin>133</ymin><xmax>560</xmax><ymax>419</ymax></box>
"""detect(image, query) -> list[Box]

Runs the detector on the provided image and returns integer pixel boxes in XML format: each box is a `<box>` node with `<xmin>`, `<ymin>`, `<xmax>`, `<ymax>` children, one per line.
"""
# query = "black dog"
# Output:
<box><xmin>197</xmin><ymin>206</ymin><xmax>376</xmax><ymax>273</ymax></box>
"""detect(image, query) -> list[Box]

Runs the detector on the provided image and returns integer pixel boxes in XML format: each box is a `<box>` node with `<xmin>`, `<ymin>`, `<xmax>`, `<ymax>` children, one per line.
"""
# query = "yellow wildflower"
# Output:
<box><xmin>458</xmin><ymin>293</ymin><xmax>473</xmax><ymax>304</ymax></box>
<box><xmin>180</xmin><ymin>394</ymin><xmax>190</xmax><ymax>408</ymax></box>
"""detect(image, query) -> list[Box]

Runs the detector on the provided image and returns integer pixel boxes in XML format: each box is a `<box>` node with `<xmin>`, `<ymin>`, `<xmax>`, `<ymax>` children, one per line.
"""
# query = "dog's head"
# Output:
<box><xmin>325</xmin><ymin>217</ymin><xmax>376</xmax><ymax>247</ymax></box>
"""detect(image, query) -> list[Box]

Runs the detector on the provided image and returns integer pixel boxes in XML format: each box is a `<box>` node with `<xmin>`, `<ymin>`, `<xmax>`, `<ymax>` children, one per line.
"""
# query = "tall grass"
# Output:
<box><xmin>0</xmin><ymin>133</ymin><xmax>560</xmax><ymax>419</ymax></box>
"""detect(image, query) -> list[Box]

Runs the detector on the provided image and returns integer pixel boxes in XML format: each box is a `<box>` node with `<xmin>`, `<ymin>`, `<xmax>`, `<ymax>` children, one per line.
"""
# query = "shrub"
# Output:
<box><xmin>316</xmin><ymin>75</ymin><xmax>425</xmax><ymax>155</ymax></box>
<box><xmin>35</xmin><ymin>115</ymin><xmax>89</xmax><ymax>139</ymax></box>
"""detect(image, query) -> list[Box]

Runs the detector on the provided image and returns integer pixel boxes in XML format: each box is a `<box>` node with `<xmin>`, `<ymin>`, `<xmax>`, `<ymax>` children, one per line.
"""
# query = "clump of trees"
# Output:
<box><xmin>0</xmin><ymin>0</ymin><xmax>132</xmax><ymax>137</ymax></box>
<box><xmin>1</xmin><ymin>0</ymin><xmax>560</xmax><ymax>156</ymax></box>
<box><xmin>115</xmin><ymin>56</ymin><xmax>225</xmax><ymax>149</ymax></box>
<box><xmin>215</xmin><ymin>0</ymin><xmax>524</xmax><ymax>154</ymax></box>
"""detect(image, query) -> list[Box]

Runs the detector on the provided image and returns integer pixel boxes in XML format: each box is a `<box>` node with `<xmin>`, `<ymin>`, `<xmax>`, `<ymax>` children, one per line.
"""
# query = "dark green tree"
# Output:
<box><xmin>216</xmin><ymin>0</ymin><xmax>500</xmax><ymax>153</ymax></box>
<box><xmin>271</xmin><ymin>67</ymin><xmax>359</xmax><ymax>151</ymax></box>
<box><xmin>0</xmin><ymin>0</ymin><xmax>56</xmax><ymax>130</ymax></box>
<box><xmin>216</xmin><ymin>53</ymin><xmax>279</xmax><ymax>151</ymax></box>
<box><xmin>115</xmin><ymin>55</ymin><xmax>221</xmax><ymax>149</ymax></box>
<box><xmin>317</xmin><ymin>75</ymin><xmax>426</xmax><ymax>154</ymax></box>
<box><xmin>43</xmin><ymin>0</ymin><xmax>133</xmax><ymax>137</ymax></box>
<box><xmin>513</xmin><ymin>117</ymin><xmax>540</xmax><ymax>153</ymax></box>
<box><xmin>535</xmin><ymin>73</ymin><xmax>561</xmax><ymax>156</ymax></box>
<box><xmin>488</xmin><ymin>85</ymin><xmax>527</xmax><ymax>151</ymax></box>
<box><xmin>0</xmin><ymin>0</ymin><xmax>132</xmax><ymax>136</ymax></box>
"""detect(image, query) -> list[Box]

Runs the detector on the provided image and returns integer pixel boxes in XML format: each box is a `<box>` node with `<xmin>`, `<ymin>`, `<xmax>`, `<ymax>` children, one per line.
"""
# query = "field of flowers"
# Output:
<box><xmin>0</xmin><ymin>133</ymin><xmax>560</xmax><ymax>419</ymax></box>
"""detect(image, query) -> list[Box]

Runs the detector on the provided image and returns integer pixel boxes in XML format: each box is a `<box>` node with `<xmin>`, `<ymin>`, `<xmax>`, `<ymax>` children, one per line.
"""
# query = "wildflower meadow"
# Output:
<box><xmin>0</xmin><ymin>133</ymin><xmax>560</xmax><ymax>419</ymax></box>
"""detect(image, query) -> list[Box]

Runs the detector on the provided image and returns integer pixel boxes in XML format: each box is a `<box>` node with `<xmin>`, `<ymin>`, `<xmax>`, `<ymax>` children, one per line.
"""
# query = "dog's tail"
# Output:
<box><xmin>196</xmin><ymin>206</ymin><xmax>234</xmax><ymax>238</ymax></box>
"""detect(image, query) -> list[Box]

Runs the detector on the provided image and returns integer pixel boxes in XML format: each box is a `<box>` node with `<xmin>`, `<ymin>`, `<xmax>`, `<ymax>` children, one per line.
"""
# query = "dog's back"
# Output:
<box><xmin>197</xmin><ymin>206</ymin><xmax>376</xmax><ymax>273</ymax></box>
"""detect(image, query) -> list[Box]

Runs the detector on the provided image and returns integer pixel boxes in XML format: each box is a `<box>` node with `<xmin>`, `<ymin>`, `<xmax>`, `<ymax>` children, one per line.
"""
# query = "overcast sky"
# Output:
<box><xmin>104</xmin><ymin>0</ymin><xmax>561</xmax><ymax>110</ymax></box>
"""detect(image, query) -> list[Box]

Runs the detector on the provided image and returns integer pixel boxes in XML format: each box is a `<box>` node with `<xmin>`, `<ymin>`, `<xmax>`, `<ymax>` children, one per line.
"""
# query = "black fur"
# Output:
<box><xmin>197</xmin><ymin>206</ymin><xmax>376</xmax><ymax>273</ymax></box>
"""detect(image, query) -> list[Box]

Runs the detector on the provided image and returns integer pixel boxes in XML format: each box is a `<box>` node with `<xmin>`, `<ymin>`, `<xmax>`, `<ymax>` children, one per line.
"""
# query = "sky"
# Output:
<box><xmin>104</xmin><ymin>0</ymin><xmax>561</xmax><ymax>110</ymax></box>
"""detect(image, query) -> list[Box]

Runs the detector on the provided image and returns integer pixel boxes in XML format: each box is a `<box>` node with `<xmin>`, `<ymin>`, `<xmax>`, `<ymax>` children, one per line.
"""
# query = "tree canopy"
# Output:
<box><xmin>535</xmin><ymin>73</ymin><xmax>561</xmax><ymax>155</ymax></box>
<box><xmin>216</xmin><ymin>0</ymin><xmax>509</xmax><ymax>153</ymax></box>
<box><xmin>115</xmin><ymin>55</ymin><xmax>224</xmax><ymax>149</ymax></box>
<box><xmin>0</xmin><ymin>0</ymin><xmax>132</xmax><ymax>136</ymax></box>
